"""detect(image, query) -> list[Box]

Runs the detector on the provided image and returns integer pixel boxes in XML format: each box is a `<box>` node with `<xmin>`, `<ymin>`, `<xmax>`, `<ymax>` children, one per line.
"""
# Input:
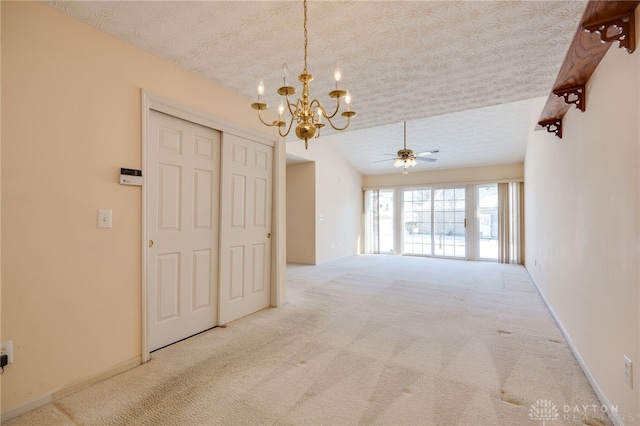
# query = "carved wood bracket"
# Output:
<box><xmin>553</xmin><ymin>85</ymin><xmax>586</xmax><ymax>112</ymax></box>
<box><xmin>536</xmin><ymin>1</ymin><xmax>639</xmax><ymax>139</ymax></box>
<box><xmin>539</xmin><ymin>119</ymin><xmax>563</xmax><ymax>138</ymax></box>
<box><xmin>583</xmin><ymin>11</ymin><xmax>636</xmax><ymax>53</ymax></box>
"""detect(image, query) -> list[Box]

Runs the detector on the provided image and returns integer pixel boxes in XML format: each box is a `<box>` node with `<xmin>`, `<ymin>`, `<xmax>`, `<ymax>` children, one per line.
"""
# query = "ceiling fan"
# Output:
<box><xmin>374</xmin><ymin>122</ymin><xmax>439</xmax><ymax>173</ymax></box>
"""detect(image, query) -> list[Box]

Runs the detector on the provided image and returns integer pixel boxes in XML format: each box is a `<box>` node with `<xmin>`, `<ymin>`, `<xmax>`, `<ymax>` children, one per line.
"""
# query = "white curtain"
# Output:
<box><xmin>498</xmin><ymin>182</ymin><xmax>524</xmax><ymax>264</ymax></box>
<box><xmin>365</xmin><ymin>189</ymin><xmax>380</xmax><ymax>254</ymax></box>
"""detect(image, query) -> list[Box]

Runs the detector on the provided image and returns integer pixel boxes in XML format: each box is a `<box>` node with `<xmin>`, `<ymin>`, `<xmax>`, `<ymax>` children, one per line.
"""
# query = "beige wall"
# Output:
<box><xmin>524</xmin><ymin>9</ymin><xmax>639</xmax><ymax>421</ymax></box>
<box><xmin>0</xmin><ymin>0</ymin><xmax>3</xmax><ymax>409</ymax></box>
<box><xmin>363</xmin><ymin>163</ymin><xmax>523</xmax><ymax>188</ymax></box>
<box><xmin>1</xmin><ymin>2</ymin><xmax>285</xmax><ymax>416</ymax></box>
<box><xmin>287</xmin><ymin>141</ymin><xmax>363</xmax><ymax>263</ymax></box>
<box><xmin>286</xmin><ymin>162</ymin><xmax>316</xmax><ymax>264</ymax></box>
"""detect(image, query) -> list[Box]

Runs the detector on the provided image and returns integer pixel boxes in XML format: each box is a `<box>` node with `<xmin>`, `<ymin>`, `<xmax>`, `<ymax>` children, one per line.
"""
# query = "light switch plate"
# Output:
<box><xmin>98</xmin><ymin>209</ymin><xmax>112</xmax><ymax>229</ymax></box>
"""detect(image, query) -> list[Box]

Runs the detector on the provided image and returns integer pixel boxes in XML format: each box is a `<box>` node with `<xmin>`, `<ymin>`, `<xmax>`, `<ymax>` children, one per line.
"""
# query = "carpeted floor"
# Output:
<box><xmin>6</xmin><ymin>255</ymin><xmax>611</xmax><ymax>425</ymax></box>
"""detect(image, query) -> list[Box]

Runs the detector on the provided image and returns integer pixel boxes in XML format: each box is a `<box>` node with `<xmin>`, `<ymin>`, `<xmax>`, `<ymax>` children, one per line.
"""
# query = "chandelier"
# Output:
<box><xmin>251</xmin><ymin>0</ymin><xmax>356</xmax><ymax>149</ymax></box>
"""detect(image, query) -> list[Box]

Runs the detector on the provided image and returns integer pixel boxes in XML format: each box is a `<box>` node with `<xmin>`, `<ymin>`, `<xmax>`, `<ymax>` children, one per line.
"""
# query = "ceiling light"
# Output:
<box><xmin>393</xmin><ymin>122</ymin><xmax>418</xmax><ymax>171</ymax></box>
<box><xmin>251</xmin><ymin>0</ymin><xmax>356</xmax><ymax>149</ymax></box>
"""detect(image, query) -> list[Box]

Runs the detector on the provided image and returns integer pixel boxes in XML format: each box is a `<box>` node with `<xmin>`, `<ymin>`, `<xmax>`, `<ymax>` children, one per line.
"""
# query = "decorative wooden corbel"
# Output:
<box><xmin>538</xmin><ymin>118</ymin><xmax>563</xmax><ymax>139</ymax></box>
<box><xmin>536</xmin><ymin>1</ymin><xmax>639</xmax><ymax>139</ymax></box>
<box><xmin>583</xmin><ymin>11</ymin><xmax>636</xmax><ymax>53</ymax></box>
<box><xmin>553</xmin><ymin>85</ymin><xmax>586</xmax><ymax>111</ymax></box>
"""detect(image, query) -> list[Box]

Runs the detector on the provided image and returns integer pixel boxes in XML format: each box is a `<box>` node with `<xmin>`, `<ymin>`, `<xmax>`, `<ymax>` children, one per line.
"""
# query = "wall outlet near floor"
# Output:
<box><xmin>624</xmin><ymin>355</ymin><xmax>633</xmax><ymax>388</ymax></box>
<box><xmin>1</xmin><ymin>340</ymin><xmax>13</xmax><ymax>364</ymax></box>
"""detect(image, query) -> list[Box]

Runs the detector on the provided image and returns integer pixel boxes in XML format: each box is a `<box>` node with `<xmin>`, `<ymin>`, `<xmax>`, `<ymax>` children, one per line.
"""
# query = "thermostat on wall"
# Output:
<box><xmin>120</xmin><ymin>168</ymin><xmax>143</xmax><ymax>186</ymax></box>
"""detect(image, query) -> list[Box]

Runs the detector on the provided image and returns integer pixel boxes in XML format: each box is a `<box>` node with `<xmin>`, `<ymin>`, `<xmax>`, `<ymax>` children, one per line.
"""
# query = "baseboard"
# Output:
<box><xmin>1</xmin><ymin>355</ymin><xmax>142</xmax><ymax>423</ymax></box>
<box><xmin>316</xmin><ymin>253</ymin><xmax>358</xmax><ymax>265</ymax></box>
<box><xmin>526</xmin><ymin>269</ymin><xmax>623</xmax><ymax>426</ymax></box>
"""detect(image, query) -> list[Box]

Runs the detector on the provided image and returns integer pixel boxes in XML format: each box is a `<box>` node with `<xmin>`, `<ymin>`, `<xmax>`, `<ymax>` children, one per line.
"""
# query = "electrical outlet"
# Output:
<box><xmin>1</xmin><ymin>341</ymin><xmax>13</xmax><ymax>364</ymax></box>
<box><xmin>624</xmin><ymin>355</ymin><xmax>633</xmax><ymax>388</ymax></box>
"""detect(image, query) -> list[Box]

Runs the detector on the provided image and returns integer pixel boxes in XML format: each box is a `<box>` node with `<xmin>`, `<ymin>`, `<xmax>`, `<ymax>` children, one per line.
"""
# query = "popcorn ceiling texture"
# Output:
<box><xmin>47</xmin><ymin>1</ymin><xmax>587</xmax><ymax>174</ymax></box>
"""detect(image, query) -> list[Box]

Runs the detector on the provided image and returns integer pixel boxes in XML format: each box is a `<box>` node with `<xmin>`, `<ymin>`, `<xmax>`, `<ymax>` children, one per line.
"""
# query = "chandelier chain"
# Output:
<box><xmin>303</xmin><ymin>0</ymin><xmax>308</xmax><ymax>73</ymax></box>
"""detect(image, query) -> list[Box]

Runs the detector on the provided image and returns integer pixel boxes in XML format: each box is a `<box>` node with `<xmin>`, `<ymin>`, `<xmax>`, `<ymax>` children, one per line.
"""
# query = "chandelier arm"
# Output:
<box><xmin>309</xmin><ymin>99</ymin><xmax>322</xmax><ymax>112</ymax></box>
<box><xmin>277</xmin><ymin>116</ymin><xmax>295</xmax><ymax>138</ymax></box>
<box><xmin>320</xmin><ymin>97</ymin><xmax>342</xmax><ymax>120</ymax></box>
<box><xmin>294</xmin><ymin>98</ymin><xmax>306</xmax><ymax>122</ymax></box>
<box><xmin>324</xmin><ymin>114</ymin><xmax>352</xmax><ymax>132</ymax></box>
<box><xmin>256</xmin><ymin>109</ymin><xmax>278</xmax><ymax>127</ymax></box>
<box><xmin>282</xmin><ymin>94</ymin><xmax>297</xmax><ymax>117</ymax></box>
<box><xmin>308</xmin><ymin>100</ymin><xmax>329</xmax><ymax>121</ymax></box>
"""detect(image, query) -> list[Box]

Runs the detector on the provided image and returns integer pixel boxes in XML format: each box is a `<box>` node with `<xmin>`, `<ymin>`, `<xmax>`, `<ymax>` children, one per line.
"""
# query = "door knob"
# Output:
<box><xmin>267</xmin><ymin>233</ymin><xmax>271</xmax><ymax>239</ymax></box>
<box><xmin>149</xmin><ymin>239</ymin><xmax>154</xmax><ymax>248</ymax></box>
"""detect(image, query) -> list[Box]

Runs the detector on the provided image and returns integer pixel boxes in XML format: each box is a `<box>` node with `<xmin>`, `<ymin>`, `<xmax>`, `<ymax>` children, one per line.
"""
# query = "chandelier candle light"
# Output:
<box><xmin>251</xmin><ymin>0</ymin><xmax>356</xmax><ymax>149</ymax></box>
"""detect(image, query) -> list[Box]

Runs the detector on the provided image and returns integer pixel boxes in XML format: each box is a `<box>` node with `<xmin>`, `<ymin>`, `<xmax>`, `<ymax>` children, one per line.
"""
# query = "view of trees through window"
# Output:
<box><xmin>403</xmin><ymin>188</ymin><xmax>466</xmax><ymax>258</ymax></box>
<box><xmin>403</xmin><ymin>189</ymin><xmax>432</xmax><ymax>255</ymax></box>
<box><xmin>477</xmin><ymin>184</ymin><xmax>499</xmax><ymax>259</ymax></box>
<box><xmin>365</xmin><ymin>182</ymin><xmax>518</xmax><ymax>262</ymax></box>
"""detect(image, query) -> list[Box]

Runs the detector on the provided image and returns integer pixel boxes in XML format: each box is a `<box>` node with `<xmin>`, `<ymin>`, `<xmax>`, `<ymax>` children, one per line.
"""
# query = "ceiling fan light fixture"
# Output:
<box><xmin>374</xmin><ymin>121</ymin><xmax>438</xmax><ymax>172</ymax></box>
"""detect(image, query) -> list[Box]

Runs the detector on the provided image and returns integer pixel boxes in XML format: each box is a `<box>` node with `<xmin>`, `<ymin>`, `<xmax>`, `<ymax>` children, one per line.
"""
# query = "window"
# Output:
<box><xmin>364</xmin><ymin>189</ymin><xmax>395</xmax><ymax>254</ymax></box>
<box><xmin>477</xmin><ymin>184</ymin><xmax>498</xmax><ymax>260</ymax></box>
<box><xmin>402</xmin><ymin>187</ymin><xmax>466</xmax><ymax>258</ymax></box>
<box><xmin>433</xmin><ymin>188</ymin><xmax>466</xmax><ymax>258</ymax></box>
<box><xmin>365</xmin><ymin>182</ymin><xmax>522</xmax><ymax>263</ymax></box>
<box><xmin>403</xmin><ymin>189</ymin><xmax>432</xmax><ymax>255</ymax></box>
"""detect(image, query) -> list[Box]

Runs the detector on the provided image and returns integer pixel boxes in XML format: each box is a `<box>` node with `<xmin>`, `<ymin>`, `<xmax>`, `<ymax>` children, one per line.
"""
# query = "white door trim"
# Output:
<box><xmin>141</xmin><ymin>90</ymin><xmax>278</xmax><ymax>362</ymax></box>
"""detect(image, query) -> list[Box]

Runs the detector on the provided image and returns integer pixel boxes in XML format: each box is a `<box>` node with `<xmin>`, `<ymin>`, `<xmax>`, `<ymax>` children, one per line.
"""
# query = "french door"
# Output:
<box><xmin>403</xmin><ymin>187</ymin><xmax>467</xmax><ymax>258</ymax></box>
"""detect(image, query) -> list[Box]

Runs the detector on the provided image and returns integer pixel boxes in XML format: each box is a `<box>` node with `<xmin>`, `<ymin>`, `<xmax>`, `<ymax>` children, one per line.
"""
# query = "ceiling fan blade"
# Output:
<box><xmin>373</xmin><ymin>158</ymin><xmax>397</xmax><ymax>163</ymax></box>
<box><xmin>416</xmin><ymin>157</ymin><xmax>437</xmax><ymax>163</ymax></box>
<box><xmin>416</xmin><ymin>150</ymin><xmax>439</xmax><ymax>157</ymax></box>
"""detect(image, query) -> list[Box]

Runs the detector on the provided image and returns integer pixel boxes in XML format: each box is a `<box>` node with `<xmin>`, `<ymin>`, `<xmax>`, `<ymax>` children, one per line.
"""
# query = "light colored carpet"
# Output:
<box><xmin>6</xmin><ymin>255</ymin><xmax>610</xmax><ymax>425</ymax></box>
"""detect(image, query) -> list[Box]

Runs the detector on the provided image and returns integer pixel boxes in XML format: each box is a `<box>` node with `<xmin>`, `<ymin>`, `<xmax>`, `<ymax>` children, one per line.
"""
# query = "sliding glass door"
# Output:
<box><xmin>366</xmin><ymin>182</ymin><xmax>522</xmax><ymax>262</ymax></box>
<box><xmin>403</xmin><ymin>189</ymin><xmax>432</xmax><ymax>255</ymax></box>
<box><xmin>402</xmin><ymin>187</ymin><xmax>467</xmax><ymax>258</ymax></box>
<box><xmin>433</xmin><ymin>188</ymin><xmax>466</xmax><ymax>258</ymax></box>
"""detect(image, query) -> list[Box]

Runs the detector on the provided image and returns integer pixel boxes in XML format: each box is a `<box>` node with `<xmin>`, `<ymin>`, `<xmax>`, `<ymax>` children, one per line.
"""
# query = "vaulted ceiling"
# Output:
<box><xmin>47</xmin><ymin>0</ymin><xmax>587</xmax><ymax>175</ymax></box>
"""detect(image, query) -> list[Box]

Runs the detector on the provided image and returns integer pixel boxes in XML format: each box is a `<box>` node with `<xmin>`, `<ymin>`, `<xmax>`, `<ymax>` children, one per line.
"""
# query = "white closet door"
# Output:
<box><xmin>147</xmin><ymin>110</ymin><xmax>220</xmax><ymax>351</ymax></box>
<box><xmin>219</xmin><ymin>133</ymin><xmax>272</xmax><ymax>324</ymax></box>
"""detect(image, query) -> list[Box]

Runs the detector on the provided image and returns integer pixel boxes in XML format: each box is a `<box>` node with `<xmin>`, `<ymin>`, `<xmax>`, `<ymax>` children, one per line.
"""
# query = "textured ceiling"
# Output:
<box><xmin>47</xmin><ymin>0</ymin><xmax>587</xmax><ymax>175</ymax></box>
